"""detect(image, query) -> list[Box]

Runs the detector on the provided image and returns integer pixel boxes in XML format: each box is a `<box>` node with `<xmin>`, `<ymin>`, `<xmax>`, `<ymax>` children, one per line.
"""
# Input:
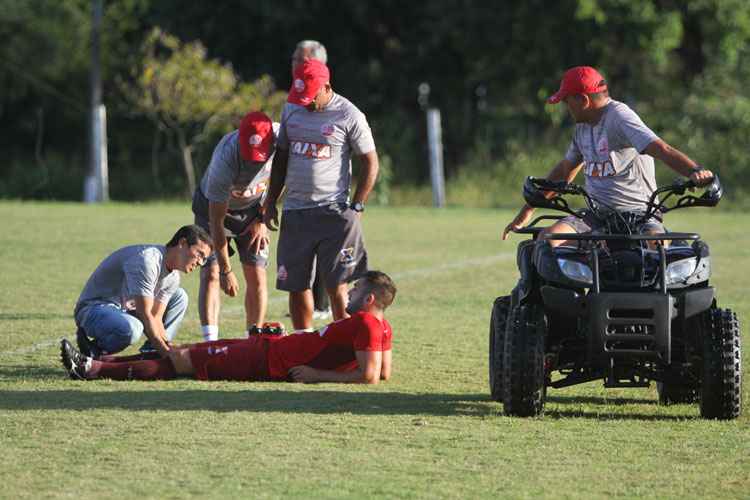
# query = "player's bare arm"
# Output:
<box><xmin>351</xmin><ymin>150</ymin><xmax>380</xmax><ymax>209</ymax></box>
<box><xmin>133</xmin><ymin>295</ymin><xmax>172</xmax><ymax>355</ymax></box>
<box><xmin>262</xmin><ymin>147</ymin><xmax>289</xmax><ymax>231</ymax></box>
<box><xmin>208</xmin><ymin>200</ymin><xmax>239</xmax><ymax>297</ymax></box>
<box><xmin>289</xmin><ymin>350</ymin><xmax>383</xmax><ymax>384</ymax></box>
<box><xmin>380</xmin><ymin>349</ymin><xmax>392</xmax><ymax>381</ymax></box>
<box><xmin>502</xmin><ymin>159</ymin><xmax>583</xmax><ymax>239</ymax></box>
<box><xmin>643</xmin><ymin>139</ymin><xmax>714</xmax><ymax>185</ymax></box>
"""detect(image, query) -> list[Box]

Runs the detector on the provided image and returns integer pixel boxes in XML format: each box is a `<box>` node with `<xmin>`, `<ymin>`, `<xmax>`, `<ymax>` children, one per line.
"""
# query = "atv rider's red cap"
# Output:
<box><xmin>547</xmin><ymin>66</ymin><xmax>608</xmax><ymax>104</ymax></box>
<box><xmin>287</xmin><ymin>59</ymin><xmax>330</xmax><ymax>106</ymax></box>
<box><xmin>239</xmin><ymin>111</ymin><xmax>274</xmax><ymax>162</ymax></box>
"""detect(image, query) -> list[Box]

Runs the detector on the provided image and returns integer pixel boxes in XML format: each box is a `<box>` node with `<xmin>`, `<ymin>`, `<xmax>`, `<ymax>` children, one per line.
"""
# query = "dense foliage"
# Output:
<box><xmin>1</xmin><ymin>0</ymin><xmax>749</xmax><ymax>203</ymax></box>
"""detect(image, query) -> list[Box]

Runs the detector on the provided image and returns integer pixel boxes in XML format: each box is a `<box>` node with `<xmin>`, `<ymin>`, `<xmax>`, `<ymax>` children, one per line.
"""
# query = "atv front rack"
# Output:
<box><xmin>540</xmin><ymin>232</ymin><xmax>704</xmax><ymax>370</ymax></box>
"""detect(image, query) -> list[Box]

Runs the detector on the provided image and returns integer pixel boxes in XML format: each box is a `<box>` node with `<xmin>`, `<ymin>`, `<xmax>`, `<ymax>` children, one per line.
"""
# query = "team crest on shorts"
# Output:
<box><xmin>339</xmin><ymin>246</ymin><xmax>356</xmax><ymax>266</ymax></box>
<box><xmin>321</xmin><ymin>123</ymin><xmax>335</xmax><ymax>136</ymax></box>
<box><xmin>277</xmin><ymin>265</ymin><xmax>288</xmax><ymax>281</ymax></box>
<box><xmin>207</xmin><ymin>346</ymin><xmax>228</xmax><ymax>355</ymax></box>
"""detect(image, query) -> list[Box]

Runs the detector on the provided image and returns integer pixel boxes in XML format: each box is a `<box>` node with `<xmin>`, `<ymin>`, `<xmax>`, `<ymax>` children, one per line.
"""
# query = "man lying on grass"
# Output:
<box><xmin>60</xmin><ymin>271</ymin><xmax>396</xmax><ymax>384</ymax></box>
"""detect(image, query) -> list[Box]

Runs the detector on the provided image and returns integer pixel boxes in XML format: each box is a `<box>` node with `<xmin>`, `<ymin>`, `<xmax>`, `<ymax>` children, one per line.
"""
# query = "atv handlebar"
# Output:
<box><xmin>522</xmin><ymin>174</ymin><xmax>722</xmax><ymax>219</ymax></box>
<box><xmin>644</xmin><ymin>175</ymin><xmax>722</xmax><ymax>218</ymax></box>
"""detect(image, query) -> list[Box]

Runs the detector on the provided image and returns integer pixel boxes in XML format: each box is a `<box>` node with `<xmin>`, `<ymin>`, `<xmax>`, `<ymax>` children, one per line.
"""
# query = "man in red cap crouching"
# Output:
<box><xmin>502</xmin><ymin>66</ymin><xmax>715</xmax><ymax>245</ymax></box>
<box><xmin>191</xmin><ymin>111</ymin><xmax>280</xmax><ymax>341</ymax></box>
<box><xmin>263</xmin><ymin>59</ymin><xmax>380</xmax><ymax>332</ymax></box>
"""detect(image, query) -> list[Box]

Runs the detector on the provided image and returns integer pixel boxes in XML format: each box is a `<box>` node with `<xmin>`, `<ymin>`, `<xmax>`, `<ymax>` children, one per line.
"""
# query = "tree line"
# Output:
<box><xmin>1</xmin><ymin>0</ymin><xmax>749</xmax><ymax>203</ymax></box>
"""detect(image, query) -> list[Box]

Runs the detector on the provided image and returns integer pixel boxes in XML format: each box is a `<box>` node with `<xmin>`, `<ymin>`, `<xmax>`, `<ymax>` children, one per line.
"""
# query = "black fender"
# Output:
<box><xmin>511</xmin><ymin>239</ymin><xmax>537</xmax><ymax>309</ymax></box>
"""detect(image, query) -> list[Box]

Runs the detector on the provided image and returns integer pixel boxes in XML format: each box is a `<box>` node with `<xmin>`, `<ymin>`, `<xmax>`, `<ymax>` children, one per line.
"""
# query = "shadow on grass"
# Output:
<box><xmin>544</xmin><ymin>408</ymin><xmax>698</xmax><ymax>421</ymax></box>
<box><xmin>0</xmin><ymin>388</ymin><xmax>496</xmax><ymax>417</ymax></box>
<box><xmin>547</xmin><ymin>395</ymin><xmax>656</xmax><ymax>406</ymax></box>
<box><xmin>0</xmin><ymin>365</ymin><xmax>696</xmax><ymax>421</ymax></box>
<box><xmin>0</xmin><ymin>386</ymin><xmax>699</xmax><ymax>420</ymax></box>
<box><xmin>544</xmin><ymin>394</ymin><xmax>699</xmax><ymax>421</ymax></box>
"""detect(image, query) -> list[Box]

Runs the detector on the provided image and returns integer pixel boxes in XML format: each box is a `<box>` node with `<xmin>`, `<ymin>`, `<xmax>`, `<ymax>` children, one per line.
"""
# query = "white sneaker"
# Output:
<box><xmin>312</xmin><ymin>308</ymin><xmax>332</xmax><ymax>320</ymax></box>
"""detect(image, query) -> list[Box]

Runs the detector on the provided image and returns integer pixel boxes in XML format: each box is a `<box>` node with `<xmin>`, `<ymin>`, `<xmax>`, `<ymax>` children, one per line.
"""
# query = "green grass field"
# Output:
<box><xmin>0</xmin><ymin>201</ymin><xmax>748</xmax><ymax>499</ymax></box>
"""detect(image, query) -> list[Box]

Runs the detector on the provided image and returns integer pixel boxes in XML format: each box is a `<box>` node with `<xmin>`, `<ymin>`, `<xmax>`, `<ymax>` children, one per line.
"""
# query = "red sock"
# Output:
<box><xmin>88</xmin><ymin>358</ymin><xmax>177</xmax><ymax>380</ymax></box>
<box><xmin>98</xmin><ymin>353</ymin><xmax>147</xmax><ymax>363</ymax></box>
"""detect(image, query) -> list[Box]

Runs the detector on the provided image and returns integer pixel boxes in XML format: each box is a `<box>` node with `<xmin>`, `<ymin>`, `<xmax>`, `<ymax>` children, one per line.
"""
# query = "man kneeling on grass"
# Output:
<box><xmin>60</xmin><ymin>271</ymin><xmax>396</xmax><ymax>384</ymax></box>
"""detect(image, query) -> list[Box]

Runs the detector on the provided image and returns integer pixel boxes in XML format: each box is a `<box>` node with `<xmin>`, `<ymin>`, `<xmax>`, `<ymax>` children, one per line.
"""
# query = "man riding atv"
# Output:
<box><xmin>502</xmin><ymin>66</ymin><xmax>714</xmax><ymax>244</ymax></box>
<box><xmin>491</xmin><ymin>67</ymin><xmax>740</xmax><ymax>420</ymax></box>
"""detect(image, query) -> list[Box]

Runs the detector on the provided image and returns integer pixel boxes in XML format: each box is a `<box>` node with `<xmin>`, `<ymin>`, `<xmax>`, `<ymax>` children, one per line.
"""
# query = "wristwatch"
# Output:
<box><xmin>350</xmin><ymin>201</ymin><xmax>365</xmax><ymax>213</ymax></box>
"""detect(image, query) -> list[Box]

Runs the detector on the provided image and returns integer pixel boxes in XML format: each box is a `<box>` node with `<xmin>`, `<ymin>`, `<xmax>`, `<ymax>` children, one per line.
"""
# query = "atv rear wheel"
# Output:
<box><xmin>489</xmin><ymin>296</ymin><xmax>510</xmax><ymax>402</ymax></box>
<box><xmin>699</xmin><ymin>308</ymin><xmax>742</xmax><ymax>420</ymax></box>
<box><xmin>503</xmin><ymin>303</ymin><xmax>547</xmax><ymax>417</ymax></box>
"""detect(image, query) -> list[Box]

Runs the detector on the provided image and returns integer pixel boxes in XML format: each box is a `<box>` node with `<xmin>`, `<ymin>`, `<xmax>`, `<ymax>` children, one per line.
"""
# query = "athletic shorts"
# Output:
<box><xmin>557</xmin><ymin>210</ymin><xmax>666</xmax><ymax>242</ymax></box>
<box><xmin>276</xmin><ymin>203</ymin><xmax>368</xmax><ymax>292</ymax></box>
<box><xmin>192</xmin><ymin>187</ymin><xmax>269</xmax><ymax>267</ymax></box>
<box><xmin>188</xmin><ymin>336</ymin><xmax>270</xmax><ymax>381</ymax></box>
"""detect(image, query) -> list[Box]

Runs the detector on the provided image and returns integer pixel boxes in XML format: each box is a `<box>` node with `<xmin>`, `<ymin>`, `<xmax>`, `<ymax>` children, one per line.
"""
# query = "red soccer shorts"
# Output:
<box><xmin>188</xmin><ymin>336</ymin><xmax>270</xmax><ymax>381</ymax></box>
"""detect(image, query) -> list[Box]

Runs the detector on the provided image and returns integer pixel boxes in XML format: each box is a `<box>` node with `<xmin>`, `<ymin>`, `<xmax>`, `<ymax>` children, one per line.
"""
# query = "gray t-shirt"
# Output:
<box><xmin>564</xmin><ymin>99</ymin><xmax>660</xmax><ymax>212</ymax></box>
<box><xmin>74</xmin><ymin>245</ymin><xmax>180</xmax><ymax>323</ymax></box>
<box><xmin>277</xmin><ymin>94</ymin><xmax>376</xmax><ymax>210</ymax></box>
<box><xmin>200</xmin><ymin>128</ymin><xmax>277</xmax><ymax>211</ymax></box>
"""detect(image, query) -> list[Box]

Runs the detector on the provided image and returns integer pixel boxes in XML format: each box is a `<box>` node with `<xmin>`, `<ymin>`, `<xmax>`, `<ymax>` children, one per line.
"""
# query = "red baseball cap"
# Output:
<box><xmin>547</xmin><ymin>66</ymin><xmax>608</xmax><ymax>104</ymax></box>
<box><xmin>238</xmin><ymin>111</ymin><xmax>273</xmax><ymax>162</ymax></box>
<box><xmin>287</xmin><ymin>59</ymin><xmax>330</xmax><ymax>106</ymax></box>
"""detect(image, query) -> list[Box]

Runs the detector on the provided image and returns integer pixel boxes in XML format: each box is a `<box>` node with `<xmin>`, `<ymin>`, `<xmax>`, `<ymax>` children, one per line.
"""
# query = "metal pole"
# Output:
<box><xmin>98</xmin><ymin>104</ymin><xmax>109</xmax><ymax>201</ymax></box>
<box><xmin>84</xmin><ymin>0</ymin><xmax>105</xmax><ymax>203</ymax></box>
<box><xmin>426</xmin><ymin>108</ymin><xmax>446</xmax><ymax>208</ymax></box>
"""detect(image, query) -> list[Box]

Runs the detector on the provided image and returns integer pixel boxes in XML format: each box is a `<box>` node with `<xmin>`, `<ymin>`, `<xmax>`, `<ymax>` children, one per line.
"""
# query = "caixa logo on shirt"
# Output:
<box><xmin>585</xmin><ymin>160</ymin><xmax>616</xmax><ymax>177</ymax></box>
<box><xmin>290</xmin><ymin>141</ymin><xmax>331</xmax><ymax>159</ymax></box>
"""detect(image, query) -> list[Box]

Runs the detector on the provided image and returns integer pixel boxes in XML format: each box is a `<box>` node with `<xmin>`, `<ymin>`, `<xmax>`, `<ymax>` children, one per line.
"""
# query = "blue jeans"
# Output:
<box><xmin>78</xmin><ymin>288</ymin><xmax>188</xmax><ymax>354</ymax></box>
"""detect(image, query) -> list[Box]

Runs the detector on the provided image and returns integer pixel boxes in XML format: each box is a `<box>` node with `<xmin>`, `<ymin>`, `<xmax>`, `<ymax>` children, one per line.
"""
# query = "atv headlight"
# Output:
<box><xmin>557</xmin><ymin>258</ymin><xmax>593</xmax><ymax>284</ymax></box>
<box><xmin>666</xmin><ymin>257</ymin><xmax>698</xmax><ymax>285</ymax></box>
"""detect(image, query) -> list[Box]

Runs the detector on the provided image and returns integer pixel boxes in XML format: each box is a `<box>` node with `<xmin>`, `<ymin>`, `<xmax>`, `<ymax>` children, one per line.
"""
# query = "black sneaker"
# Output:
<box><xmin>248</xmin><ymin>322</ymin><xmax>286</xmax><ymax>336</ymax></box>
<box><xmin>138</xmin><ymin>341</ymin><xmax>162</xmax><ymax>359</ymax></box>
<box><xmin>76</xmin><ymin>327</ymin><xmax>102</xmax><ymax>359</ymax></box>
<box><xmin>60</xmin><ymin>339</ymin><xmax>91</xmax><ymax>380</ymax></box>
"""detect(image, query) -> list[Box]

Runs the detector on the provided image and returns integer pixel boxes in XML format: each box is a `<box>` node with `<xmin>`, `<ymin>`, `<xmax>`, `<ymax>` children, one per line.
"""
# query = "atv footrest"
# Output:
<box><xmin>588</xmin><ymin>292</ymin><xmax>675</xmax><ymax>364</ymax></box>
<box><xmin>603</xmin><ymin>378</ymin><xmax>651</xmax><ymax>388</ymax></box>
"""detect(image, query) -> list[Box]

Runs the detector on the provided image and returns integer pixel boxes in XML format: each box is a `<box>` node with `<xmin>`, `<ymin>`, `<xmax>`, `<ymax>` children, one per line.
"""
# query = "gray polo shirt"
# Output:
<box><xmin>277</xmin><ymin>94</ymin><xmax>376</xmax><ymax>210</ymax></box>
<box><xmin>74</xmin><ymin>245</ymin><xmax>180</xmax><ymax>323</ymax></box>
<box><xmin>200</xmin><ymin>128</ymin><xmax>276</xmax><ymax>211</ymax></box>
<box><xmin>564</xmin><ymin>99</ymin><xmax>660</xmax><ymax>212</ymax></box>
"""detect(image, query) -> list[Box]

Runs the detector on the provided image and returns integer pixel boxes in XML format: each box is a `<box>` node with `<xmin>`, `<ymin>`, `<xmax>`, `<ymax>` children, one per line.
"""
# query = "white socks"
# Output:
<box><xmin>201</xmin><ymin>325</ymin><xmax>218</xmax><ymax>341</ymax></box>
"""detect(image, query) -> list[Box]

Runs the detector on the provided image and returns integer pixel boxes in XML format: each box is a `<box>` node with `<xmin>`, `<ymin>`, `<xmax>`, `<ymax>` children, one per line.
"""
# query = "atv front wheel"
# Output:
<box><xmin>699</xmin><ymin>308</ymin><xmax>742</xmax><ymax>420</ymax></box>
<box><xmin>503</xmin><ymin>304</ymin><xmax>547</xmax><ymax>417</ymax></box>
<box><xmin>489</xmin><ymin>296</ymin><xmax>510</xmax><ymax>402</ymax></box>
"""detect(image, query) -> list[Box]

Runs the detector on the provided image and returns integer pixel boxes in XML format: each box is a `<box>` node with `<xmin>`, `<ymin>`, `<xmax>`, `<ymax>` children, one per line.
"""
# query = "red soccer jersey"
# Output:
<box><xmin>266</xmin><ymin>311</ymin><xmax>392</xmax><ymax>379</ymax></box>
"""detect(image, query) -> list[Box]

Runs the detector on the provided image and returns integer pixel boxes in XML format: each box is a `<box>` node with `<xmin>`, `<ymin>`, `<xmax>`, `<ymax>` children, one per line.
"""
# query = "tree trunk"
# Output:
<box><xmin>151</xmin><ymin>126</ymin><xmax>162</xmax><ymax>190</ymax></box>
<box><xmin>176</xmin><ymin>129</ymin><xmax>196</xmax><ymax>196</ymax></box>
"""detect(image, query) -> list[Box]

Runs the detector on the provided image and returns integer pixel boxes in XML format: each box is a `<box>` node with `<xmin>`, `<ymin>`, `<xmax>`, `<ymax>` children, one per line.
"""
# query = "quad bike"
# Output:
<box><xmin>489</xmin><ymin>175</ymin><xmax>742</xmax><ymax>419</ymax></box>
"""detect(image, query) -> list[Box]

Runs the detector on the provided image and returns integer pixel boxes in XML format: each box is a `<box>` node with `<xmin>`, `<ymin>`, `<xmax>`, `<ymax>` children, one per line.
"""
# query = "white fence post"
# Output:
<box><xmin>426</xmin><ymin>108</ymin><xmax>446</xmax><ymax>208</ymax></box>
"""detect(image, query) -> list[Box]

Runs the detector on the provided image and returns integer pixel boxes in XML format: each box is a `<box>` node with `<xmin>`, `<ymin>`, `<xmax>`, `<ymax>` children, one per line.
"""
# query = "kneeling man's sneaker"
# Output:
<box><xmin>60</xmin><ymin>339</ymin><xmax>92</xmax><ymax>380</ymax></box>
<box><xmin>76</xmin><ymin>327</ymin><xmax>102</xmax><ymax>359</ymax></box>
